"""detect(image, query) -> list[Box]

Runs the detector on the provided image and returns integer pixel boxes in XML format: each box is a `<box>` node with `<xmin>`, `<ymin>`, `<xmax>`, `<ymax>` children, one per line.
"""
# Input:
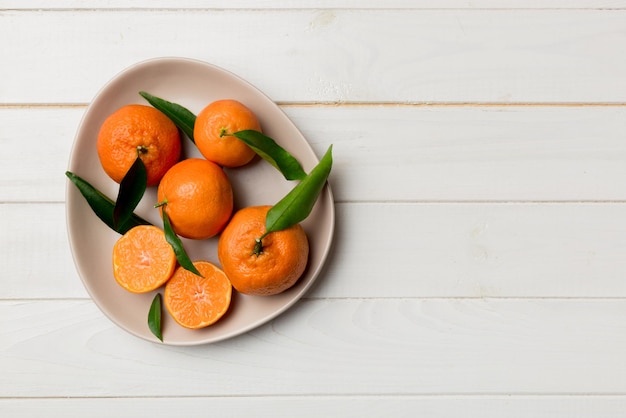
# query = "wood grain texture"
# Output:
<box><xmin>5</xmin><ymin>0</ymin><xmax>626</xmax><ymax>9</ymax></box>
<box><xmin>3</xmin><ymin>2</ymin><xmax>626</xmax><ymax>415</ymax></box>
<box><xmin>1</xmin><ymin>9</ymin><xmax>626</xmax><ymax>104</ymax></box>
<box><xmin>3</xmin><ymin>396</ymin><xmax>626</xmax><ymax>418</ymax></box>
<box><xmin>0</xmin><ymin>203</ymin><xmax>85</xmax><ymax>299</ymax></box>
<box><xmin>0</xmin><ymin>108</ymin><xmax>80</xmax><ymax>203</ymax></box>
<box><xmin>2</xmin><ymin>298</ymin><xmax>626</xmax><ymax>396</ymax></box>
<box><xmin>4</xmin><ymin>105</ymin><xmax>626</xmax><ymax>203</ymax></box>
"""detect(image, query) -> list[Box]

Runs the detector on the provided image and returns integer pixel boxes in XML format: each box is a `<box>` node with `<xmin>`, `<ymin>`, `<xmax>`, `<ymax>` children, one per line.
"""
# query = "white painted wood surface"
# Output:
<box><xmin>2</xmin><ymin>2</ymin><xmax>626</xmax><ymax>416</ymax></box>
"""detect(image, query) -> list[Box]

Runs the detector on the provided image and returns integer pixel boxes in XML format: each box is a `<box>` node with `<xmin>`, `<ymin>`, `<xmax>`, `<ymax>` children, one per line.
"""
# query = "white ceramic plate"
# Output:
<box><xmin>66</xmin><ymin>57</ymin><xmax>335</xmax><ymax>345</ymax></box>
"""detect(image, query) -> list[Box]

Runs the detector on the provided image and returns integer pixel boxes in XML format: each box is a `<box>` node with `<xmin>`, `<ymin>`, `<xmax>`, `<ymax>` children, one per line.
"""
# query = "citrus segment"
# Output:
<box><xmin>157</xmin><ymin>158</ymin><xmax>233</xmax><ymax>240</ymax></box>
<box><xmin>112</xmin><ymin>225</ymin><xmax>176</xmax><ymax>293</ymax></box>
<box><xmin>194</xmin><ymin>99</ymin><xmax>261</xmax><ymax>167</ymax></box>
<box><xmin>97</xmin><ymin>104</ymin><xmax>181</xmax><ymax>186</ymax></box>
<box><xmin>164</xmin><ymin>261</ymin><xmax>232</xmax><ymax>329</ymax></box>
<box><xmin>218</xmin><ymin>205</ymin><xmax>309</xmax><ymax>296</ymax></box>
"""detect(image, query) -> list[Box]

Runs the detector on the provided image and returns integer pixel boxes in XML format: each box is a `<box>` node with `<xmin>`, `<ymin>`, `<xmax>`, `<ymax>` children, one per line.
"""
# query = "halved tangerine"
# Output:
<box><xmin>164</xmin><ymin>261</ymin><xmax>232</xmax><ymax>329</ymax></box>
<box><xmin>112</xmin><ymin>225</ymin><xmax>176</xmax><ymax>293</ymax></box>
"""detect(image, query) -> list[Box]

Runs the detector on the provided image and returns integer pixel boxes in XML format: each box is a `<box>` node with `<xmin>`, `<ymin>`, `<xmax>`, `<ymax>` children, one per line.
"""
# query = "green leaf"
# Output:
<box><xmin>65</xmin><ymin>171</ymin><xmax>152</xmax><ymax>234</ymax></box>
<box><xmin>265</xmin><ymin>145</ymin><xmax>333</xmax><ymax>234</ymax></box>
<box><xmin>161</xmin><ymin>209</ymin><xmax>203</xmax><ymax>277</ymax></box>
<box><xmin>230</xmin><ymin>130</ymin><xmax>307</xmax><ymax>181</ymax></box>
<box><xmin>139</xmin><ymin>91</ymin><xmax>196</xmax><ymax>143</ymax></box>
<box><xmin>148</xmin><ymin>293</ymin><xmax>163</xmax><ymax>342</ymax></box>
<box><xmin>113</xmin><ymin>155</ymin><xmax>147</xmax><ymax>229</ymax></box>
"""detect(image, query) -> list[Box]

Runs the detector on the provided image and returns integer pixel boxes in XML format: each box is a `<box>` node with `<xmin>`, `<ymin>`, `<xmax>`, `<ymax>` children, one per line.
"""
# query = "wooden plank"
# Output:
<box><xmin>4</xmin><ymin>201</ymin><xmax>626</xmax><ymax>299</ymax></box>
<box><xmin>2</xmin><ymin>396</ymin><xmax>626</xmax><ymax>418</ymax></box>
<box><xmin>4</xmin><ymin>0</ymin><xmax>625</xmax><ymax>9</ymax></box>
<box><xmin>2</xmin><ymin>10</ymin><xmax>626</xmax><ymax>104</ymax></box>
<box><xmin>2</xmin><ymin>298</ymin><xmax>626</xmax><ymax>396</ymax></box>
<box><xmin>0</xmin><ymin>203</ymin><xmax>86</xmax><ymax>299</ymax></box>
<box><xmin>4</xmin><ymin>105</ymin><xmax>626</xmax><ymax>203</ymax></box>
<box><xmin>291</xmin><ymin>105</ymin><xmax>626</xmax><ymax>202</ymax></box>
<box><xmin>0</xmin><ymin>108</ymin><xmax>80</xmax><ymax>203</ymax></box>
<box><xmin>314</xmin><ymin>202</ymin><xmax>626</xmax><ymax>298</ymax></box>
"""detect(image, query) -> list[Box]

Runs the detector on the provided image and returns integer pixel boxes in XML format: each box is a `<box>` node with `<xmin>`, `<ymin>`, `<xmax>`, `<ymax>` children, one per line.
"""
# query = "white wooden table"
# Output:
<box><xmin>3</xmin><ymin>1</ymin><xmax>626</xmax><ymax>416</ymax></box>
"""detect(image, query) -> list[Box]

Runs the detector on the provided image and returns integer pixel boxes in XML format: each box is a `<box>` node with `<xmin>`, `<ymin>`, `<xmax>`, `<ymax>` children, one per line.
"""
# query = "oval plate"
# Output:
<box><xmin>66</xmin><ymin>57</ymin><xmax>335</xmax><ymax>345</ymax></box>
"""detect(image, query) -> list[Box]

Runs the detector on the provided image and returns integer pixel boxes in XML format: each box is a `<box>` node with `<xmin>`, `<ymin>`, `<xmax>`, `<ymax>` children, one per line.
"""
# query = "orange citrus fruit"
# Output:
<box><xmin>164</xmin><ymin>261</ymin><xmax>232</xmax><ymax>329</ymax></box>
<box><xmin>157</xmin><ymin>158</ymin><xmax>233</xmax><ymax>240</ymax></box>
<box><xmin>194</xmin><ymin>99</ymin><xmax>261</xmax><ymax>167</ymax></box>
<box><xmin>112</xmin><ymin>225</ymin><xmax>176</xmax><ymax>293</ymax></box>
<box><xmin>97</xmin><ymin>104</ymin><xmax>181</xmax><ymax>187</ymax></box>
<box><xmin>217</xmin><ymin>205</ymin><xmax>309</xmax><ymax>296</ymax></box>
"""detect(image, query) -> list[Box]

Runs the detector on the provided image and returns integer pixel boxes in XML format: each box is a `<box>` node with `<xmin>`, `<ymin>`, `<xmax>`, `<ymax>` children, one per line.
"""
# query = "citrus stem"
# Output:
<box><xmin>219</xmin><ymin>127</ymin><xmax>229</xmax><ymax>137</ymax></box>
<box><xmin>137</xmin><ymin>145</ymin><xmax>149</xmax><ymax>155</ymax></box>
<box><xmin>252</xmin><ymin>232</ymin><xmax>269</xmax><ymax>256</ymax></box>
<box><xmin>154</xmin><ymin>199</ymin><xmax>168</xmax><ymax>209</ymax></box>
<box><xmin>252</xmin><ymin>238</ymin><xmax>263</xmax><ymax>256</ymax></box>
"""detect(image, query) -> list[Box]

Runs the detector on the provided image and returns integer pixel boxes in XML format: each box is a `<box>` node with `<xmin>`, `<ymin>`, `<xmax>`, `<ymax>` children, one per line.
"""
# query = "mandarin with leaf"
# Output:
<box><xmin>218</xmin><ymin>205</ymin><xmax>309</xmax><ymax>296</ymax></box>
<box><xmin>194</xmin><ymin>99</ymin><xmax>262</xmax><ymax>167</ymax></box>
<box><xmin>97</xmin><ymin>104</ymin><xmax>181</xmax><ymax>186</ymax></box>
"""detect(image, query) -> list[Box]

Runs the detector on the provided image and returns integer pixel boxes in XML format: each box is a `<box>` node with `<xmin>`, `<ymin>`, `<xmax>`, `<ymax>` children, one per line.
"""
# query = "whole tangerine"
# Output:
<box><xmin>194</xmin><ymin>99</ymin><xmax>261</xmax><ymax>168</ymax></box>
<box><xmin>97</xmin><ymin>104</ymin><xmax>181</xmax><ymax>186</ymax></box>
<box><xmin>217</xmin><ymin>205</ymin><xmax>309</xmax><ymax>296</ymax></box>
<box><xmin>157</xmin><ymin>158</ymin><xmax>233</xmax><ymax>240</ymax></box>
